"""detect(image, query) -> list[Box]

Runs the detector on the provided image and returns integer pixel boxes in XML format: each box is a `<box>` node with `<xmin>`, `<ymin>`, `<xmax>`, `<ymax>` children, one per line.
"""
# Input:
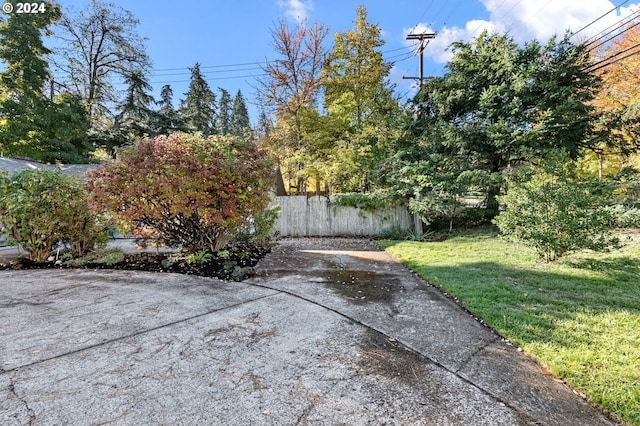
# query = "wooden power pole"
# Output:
<box><xmin>404</xmin><ymin>31</ymin><xmax>435</xmax><ymax>234</ymax></box>
<box><xmin>403</xmin><ymin>32</ymin><xmax>436</xmax><ymax>86</ymax></box>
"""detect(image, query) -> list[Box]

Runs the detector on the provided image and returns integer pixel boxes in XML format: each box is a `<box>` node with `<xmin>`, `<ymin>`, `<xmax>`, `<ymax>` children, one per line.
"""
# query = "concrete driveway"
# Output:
<box><xmin>0</xmin><ymin>238</ymin><xmax>617</xmax><ymax>425</ymax></box>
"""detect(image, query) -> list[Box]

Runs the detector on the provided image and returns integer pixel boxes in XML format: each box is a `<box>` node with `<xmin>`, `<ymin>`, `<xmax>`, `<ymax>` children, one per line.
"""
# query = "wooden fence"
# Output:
<box><xmin>268</xmin><ymin>195</ymin><xmax>412</xmax><ymax>237</ymax></box>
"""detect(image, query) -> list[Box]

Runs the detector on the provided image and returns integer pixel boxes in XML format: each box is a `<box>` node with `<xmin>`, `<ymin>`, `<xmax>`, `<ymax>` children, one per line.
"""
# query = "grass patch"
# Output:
<box><xmin>380</xmin><ymin>229</ymin><xmax>640</xmax><ymax>425</ymax></box>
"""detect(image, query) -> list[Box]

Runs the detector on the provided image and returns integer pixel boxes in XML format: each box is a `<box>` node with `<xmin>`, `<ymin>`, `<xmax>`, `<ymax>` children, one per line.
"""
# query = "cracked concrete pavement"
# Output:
<box><xmin>0</xmin><ymin>238</ymin><xmax>618</xmax><ymax>425</ymax></box>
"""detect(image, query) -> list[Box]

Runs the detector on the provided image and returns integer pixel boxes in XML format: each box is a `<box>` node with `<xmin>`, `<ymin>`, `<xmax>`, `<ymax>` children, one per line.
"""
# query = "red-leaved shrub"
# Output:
<box><xmin>85</xmin><ymin>132</ymin><xmax>274</xmax><ymax>253</ymax></box>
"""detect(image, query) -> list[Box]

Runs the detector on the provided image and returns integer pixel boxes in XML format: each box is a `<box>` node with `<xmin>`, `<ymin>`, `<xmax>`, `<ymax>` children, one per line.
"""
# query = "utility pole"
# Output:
<box><xmin>404</xmin><ymin>31</ymin><xmax>435</xmax><ymax>235</ymax></box>
<box><xmin>403</xmin><ymin>32</ymin><xmax>436</xmax><ymax>87</ymax></box>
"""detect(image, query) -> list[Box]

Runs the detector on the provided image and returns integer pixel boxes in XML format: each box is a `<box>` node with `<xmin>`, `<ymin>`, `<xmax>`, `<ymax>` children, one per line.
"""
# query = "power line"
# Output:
<box><xmin>587</xmin><ymin>18</ymin><xmax>640</xmax><ymax>56</ymax></box>
<box><xmin>152</xmin><ymin>61</ymin><xmax>263</xmax><ymax>73</ymax></box>
<box><xmin>152</xmin><ymin>65</ymin><xmax>264</xmax><ymax>77</ymax></box>
<box><xmin>584</xmin><ymin>8</ymin><xmax>640</xmax><ymax>47</ymax></box>
<box><xmin>468</xmin><ymin>0</ymin><xmax>516</xmax><ymax>39</ymax></box>
<box><xmin>149</xmin><ymin>45</ymin><xmax>409</xmax><ymax>77</ymax></box>
<box><xmin>435</xmin><ymin>0</ymin><xmax>464</xmax><ymax>33</ymax></box>
<box><xmin>150</xmin><ymin>73</ymin><xmax>268</xmax><ymax>85</ymax></box>
<box><xmin>586</xmin><ymin>40</ymin><xmax>640</xmax><ymax>72</ymax></box>
<box><xmin>584</xmin><ymin>10</ymin><xmax>640</xmax><ymax>54</ymax></box>
<box><xmin>413</xmin><ymin>0</ymin><xmax>436</xmax><ymax>30</ymax></box>
<box><xmin>588</xmin><ymin>47</ymin><xmax>640</xmax><ymax>72</ymax></box>
<box><xmin>571</xmin><ymin>0</ymin><xmax>631</xmax><ymax>39</ymax></box>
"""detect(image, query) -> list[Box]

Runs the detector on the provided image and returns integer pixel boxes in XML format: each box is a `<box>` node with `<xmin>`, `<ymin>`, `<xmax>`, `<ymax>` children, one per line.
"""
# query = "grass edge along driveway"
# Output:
<box><xmin>380</xmin><ymin>229</ymin><xmax>640</xmax><ymax>426</ymax></box>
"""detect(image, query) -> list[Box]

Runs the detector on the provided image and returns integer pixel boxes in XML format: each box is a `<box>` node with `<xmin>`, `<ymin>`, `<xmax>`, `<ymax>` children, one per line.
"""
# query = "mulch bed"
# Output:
<box><xmin>0</xmin><ymin>240</ymin><xmax>272</xmax><ymax>281</ymax></box>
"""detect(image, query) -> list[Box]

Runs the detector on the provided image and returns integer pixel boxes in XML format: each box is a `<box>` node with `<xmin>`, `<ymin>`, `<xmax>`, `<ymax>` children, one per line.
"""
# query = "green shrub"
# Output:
<box><xmin>603</xmin><ymin>204</ymin><xmax>640</xmax><ymax>228</ymax></box>
<box><xmin>494</xmin><ymin>167</ymin><xmax>620</xmax><ymax>262</ymax></box>
<box><xmin>85</xmin><ymin>132</ymin><xmax>274</xmax><ymax>254</ymax></box>
<box><xmin>377</xmin><ymin>225</ymin><xmax>406</xmax><ymax>240</ymax></box>
<box><xmin>0</xmin><ymin>169</ymin><xmax>108</xmax><ymax>261</ymax></box>
<box><xmin>251</xmin><ymin>206</ymin><xmax>280</xmax><ymax>246</ymax></box>
<box><xmin>64</xmin><ymin>247</ymin><xmax>125</xmax><ymax>267</ymax></box>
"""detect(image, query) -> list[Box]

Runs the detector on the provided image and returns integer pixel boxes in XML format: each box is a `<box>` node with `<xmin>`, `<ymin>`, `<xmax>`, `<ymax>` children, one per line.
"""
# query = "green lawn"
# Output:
<box><xmin>380</xmin><ymin>229</ymin><xmax>640</xmax><ymax>426</ymax></box>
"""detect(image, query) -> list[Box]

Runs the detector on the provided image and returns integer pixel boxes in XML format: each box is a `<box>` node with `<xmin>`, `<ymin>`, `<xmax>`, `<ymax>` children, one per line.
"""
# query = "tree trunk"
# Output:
<box><xmin>275</xmin><ymin>164</ymin><xmax>287</xmax><ymax>196</ymax></box>
<box><xmin>598</xmin><ymin>151</ymin><xmax>604</xmax><ymax>183</ymax></box>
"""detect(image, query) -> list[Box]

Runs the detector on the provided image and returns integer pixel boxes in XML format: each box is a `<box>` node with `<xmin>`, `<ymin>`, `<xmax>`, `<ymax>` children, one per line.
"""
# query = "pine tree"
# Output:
<box><xmin>116</xmin><ymin>70</ymin><xmax>155</xmax><ymax>140</ymax></box>
<box><xmin>0</xmin><ymin>1</ymin><xmax>61</xmax><ymax>158</ymax></box>
<box><xmin>216</xmin><ymin>88</ymin><xmax>232</xmax><ymax>135</ymax></box>
<box><xmin>154</xmin><ymin>84</ymin><xmax>184</xmax><ymax>135</ymax></box>
<box><xmin>256</xmin><ymin>109</ymin><xmax>273</xmax><ymax>140</ymax></box>
<box><xmin>179</xmin><ymin>63</ymin><xmax>216</xmax><ymax>135</ymax></box>
<box><xmin>230</xmin><ymin>89</ymin><xmax>251</xmax><ymax>137</ymax></box>
<box><xmin>40</xmin><ymin>92</ymin><xmax>91</xmax><ymax>163</ymax></box>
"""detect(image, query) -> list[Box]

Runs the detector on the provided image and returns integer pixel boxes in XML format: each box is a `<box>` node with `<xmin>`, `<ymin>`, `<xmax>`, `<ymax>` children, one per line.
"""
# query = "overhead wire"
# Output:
<box><xmin>467</xmin><ymin>0</ymin><xmax>512</xmax><ymax>39</ymax></box>
<box><xmin>581</xmin><ymin>6</ymin><xmax>640</xmax><ymax>73</ymax></box>
<box><xmin>586</xmin><ymin>40</ymin><xmax>640</xmax><ymax>72</ymax></box>
<box><xmin>571</xmin><ymin>0</ymin><xmax>631</xmax><ymax>39</ymax></box>
<box><xmin>583</xmin><ymin>8</ymin><xmax>640</xmax><ymax>47</ymax></box>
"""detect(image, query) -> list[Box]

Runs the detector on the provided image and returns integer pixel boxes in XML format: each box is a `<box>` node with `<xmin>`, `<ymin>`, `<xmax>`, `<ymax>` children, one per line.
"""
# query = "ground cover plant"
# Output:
<box><xmin>380</xmin><ymin>228</ymin><xmax>639</xmax><ymax>425</ymax></box>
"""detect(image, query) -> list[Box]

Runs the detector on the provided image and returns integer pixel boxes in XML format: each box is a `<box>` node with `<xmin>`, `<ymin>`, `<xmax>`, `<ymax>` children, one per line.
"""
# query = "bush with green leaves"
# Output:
<box><xmin>85</xmin><ymin>132</ymin><xmax>274</xmax><ymax>253</ymax></box>
<box><xmin>250</xmin><ymin>206</ymin><xmax>281</xmax><ymax>247</ymax></box>
<box><xmin>494</xmin><ymin>166</ymin><xmax>620</xmax><ymax>262</ymax></box>
<box><xmin>603</xmin><ymin>204</ymin><xmax>640</xmax><ymax>228</ymax></box>
<box><xmin>0</xmin><ymin>169</ymin><xmax>108</xmax><ymax>261</ymax></box>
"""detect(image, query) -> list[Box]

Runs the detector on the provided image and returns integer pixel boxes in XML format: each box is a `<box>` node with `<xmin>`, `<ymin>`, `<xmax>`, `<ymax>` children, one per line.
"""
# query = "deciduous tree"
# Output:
<box><xmin>258</xmin><ymin>19</ymin><xmax>328</xmax><ymax>145</ymax></box>
<box><xmin>322</xmin><ymin>6</ymin><xmax>395</xmax><ymax>131</ymax></box>
<box><xmin>321</xmin><ymin>6</ymin><xmax>402</xmax><ymax>192</ymax></box>
<box><xmin>55</xmin><ymin>1</ymin><xmax>150</xmax><ymax>125</ymax></box>
<box><xmin>257</xmin><ymin>19</ymin><xmax>328</xmax><ymax>194</ymax></box>
<box><xmin>588</xmin><ymin>18</ymin><xmax>640</xmax><ymax>180</ymax></box>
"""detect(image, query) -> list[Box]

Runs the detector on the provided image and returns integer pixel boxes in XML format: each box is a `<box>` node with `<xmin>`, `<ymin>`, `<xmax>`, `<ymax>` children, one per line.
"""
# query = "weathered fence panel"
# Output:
<box><xmin>268</xmin><ymin>195</ymin><xmax>412</xmax><ymax>237</ymax></box>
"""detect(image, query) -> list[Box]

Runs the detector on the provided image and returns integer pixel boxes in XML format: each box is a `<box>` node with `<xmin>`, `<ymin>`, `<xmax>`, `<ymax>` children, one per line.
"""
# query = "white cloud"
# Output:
<box><xmin>279</xmin><ymin>0</ymin><xmax>312</xmax><ymax>24</ymax></box>
<box><xmin>407</xmin><ymin>0</ymin><xmax>640</xmax><ymax>64</ymax></box>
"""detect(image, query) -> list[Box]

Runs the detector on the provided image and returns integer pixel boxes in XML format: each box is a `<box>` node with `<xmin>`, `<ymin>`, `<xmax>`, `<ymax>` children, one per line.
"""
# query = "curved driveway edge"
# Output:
<box><xmin>0</xmin><ymin>238</ymin><xmax>618</xmax><ymax>425</ymax></box>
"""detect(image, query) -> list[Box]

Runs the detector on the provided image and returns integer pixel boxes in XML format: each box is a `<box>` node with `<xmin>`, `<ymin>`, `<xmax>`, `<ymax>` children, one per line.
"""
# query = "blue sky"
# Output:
<box><xmin>47</xmin><ymin>0</ymin><xmax>640</xmax><ymax>122</ymax></box>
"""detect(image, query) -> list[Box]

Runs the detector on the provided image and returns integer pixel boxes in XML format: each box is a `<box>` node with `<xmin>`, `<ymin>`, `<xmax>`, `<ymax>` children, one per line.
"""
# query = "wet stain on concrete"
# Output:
<box><xmin>323</xmin><ymin>270</ymin><xmax>405</xmax><ymax>304</ymax></box>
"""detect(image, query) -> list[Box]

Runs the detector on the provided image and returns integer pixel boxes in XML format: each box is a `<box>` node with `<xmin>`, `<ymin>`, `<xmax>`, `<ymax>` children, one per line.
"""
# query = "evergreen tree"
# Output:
<box><xmin>154</xmin><ymin>84</ymin><xmax>184</xmax><ymax>135</ymax></box>
<box><xmin>0</xmin><ymin>1</ymin><xmax>61</xmax><ymax>158</ymax></box>
<box><xmin>256</xmin><ymin>109</ymin><xmax>273</xmax><ymax>140</ymax></box>
<box><xmin>179</xmin><ymin>63</ymin><xmax>216</xmax><ymax>135</ymax></box>
<box><xmin>405</xmin><ymin>32</ymin><xmax>600</xmax><ymax>217</ymax></box>
<box><xmin>116</xmin><ymin>70</ymin><xmax>155</xmax><ymax>140</ymax></box>
<box><xmin>40</xmin><ymin>92</ymin><xmax>91</xmax><ymax>163</ymax></box>
<box><xmin>216</xmin><ymin>88</ymin><xmax>232</xmax><ymax>135</ymax></box>
<box><xmin>230</xmin><ymin>89</ymin><xmax>251</xmax><ymax>136</ymax></box>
